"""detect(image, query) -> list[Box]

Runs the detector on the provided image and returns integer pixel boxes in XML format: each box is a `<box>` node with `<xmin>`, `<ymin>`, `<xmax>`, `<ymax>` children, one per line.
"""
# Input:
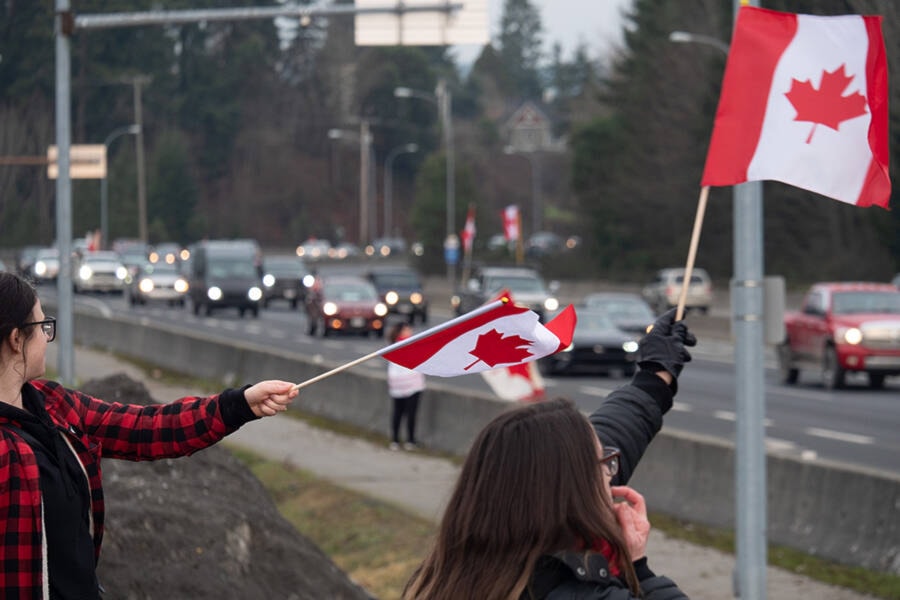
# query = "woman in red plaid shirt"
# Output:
<box><xmin>0</xmin><ymin>272</ymin><xmax>299</xmax><ymax>599</ymax></box>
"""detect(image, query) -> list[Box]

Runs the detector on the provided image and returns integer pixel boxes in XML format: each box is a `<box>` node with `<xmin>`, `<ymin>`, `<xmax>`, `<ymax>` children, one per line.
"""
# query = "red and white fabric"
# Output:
<box><xmin>701</xmin><ymin>6</ymin><xmax>890</xmax><ymax>208</ymax></box>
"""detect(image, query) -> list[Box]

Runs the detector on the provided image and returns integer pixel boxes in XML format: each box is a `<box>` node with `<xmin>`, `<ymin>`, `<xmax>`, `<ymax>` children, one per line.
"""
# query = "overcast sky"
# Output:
<box><xmin>452</xmin><ymin>0</ymin><xmax>633</xmax><ymax>64</ymax></box>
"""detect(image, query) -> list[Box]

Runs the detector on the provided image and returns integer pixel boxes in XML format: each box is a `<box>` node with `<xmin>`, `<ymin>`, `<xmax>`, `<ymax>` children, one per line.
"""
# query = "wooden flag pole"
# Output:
<box><xmin>675</xmin><ymin>185</ymin><xmax>710</xmax><ymax>321</ymax></box>
<box><xmin>290</xmin><ymin>298</ymin><xmax>510</xmax><ymax>391</ymax></box>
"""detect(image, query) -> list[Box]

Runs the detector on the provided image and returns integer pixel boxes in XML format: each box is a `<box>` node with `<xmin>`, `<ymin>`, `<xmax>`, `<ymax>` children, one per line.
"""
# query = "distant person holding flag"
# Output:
<box><xmin>402</xmin><ymin>309</ymin><xmax>696</xmax><ymax>599</ymax></box>
<box><xmin>386</xmin><ymin>322</ymin><xmax>426</xmax><ymax>451</ymax></box>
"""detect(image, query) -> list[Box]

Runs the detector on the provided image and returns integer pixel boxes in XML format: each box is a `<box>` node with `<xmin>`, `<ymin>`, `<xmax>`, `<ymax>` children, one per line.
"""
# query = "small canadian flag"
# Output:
<box><xmin>502</xmin><ymin>205</ymin><xmax>519</xmax><ymax>241</ymax></box>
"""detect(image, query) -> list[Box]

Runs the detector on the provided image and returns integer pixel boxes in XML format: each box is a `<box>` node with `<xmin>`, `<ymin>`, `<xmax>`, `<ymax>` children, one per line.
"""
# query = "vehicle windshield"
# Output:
<box><xmin>143</xmin><ymin>263</ymin><xmax>178</xmax><ymax>275</ymax></box>
<box><xmin>326</xmin><ymin>283</ymin><xmax>377</xmax><ymax>301</ymax></box>
<box><xmin>373</xmin><ymin>273</ymin><xmax>419</xmax><ymax>288</ymax></box>
<box><xmin>265</xmin><ymin>258</ymin><xmax>305</xmax><ymax>275</ymax></box>
<box><xmin>486</xmin><ymin>275</ymin><xmax>546</xmax><ymax>294</ymax></box>
<box><xmin>832</xmin><ymin>291</ymin><xmax>900</xmax><ymax>315</ymax></box>
<box><xmin>579</xmin><ymin>312</ymin><xmax>617</xmax><ymax>331</ymax></box>
<box><xmin>586</xmin><ymin>298</ymin><xmax>653</xmax><ymax>320</ymax></box>
<box><xmin>208</xmin><ymin>258</ymin><xmax>258</xmax><ymax>278</ymax></box>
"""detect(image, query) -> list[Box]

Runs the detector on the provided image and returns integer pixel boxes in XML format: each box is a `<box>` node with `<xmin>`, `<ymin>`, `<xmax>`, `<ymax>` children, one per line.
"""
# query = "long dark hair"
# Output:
<box><xmin>403</xmin><ymin>398</ymin><xmax>638</xmax><ymax>600</ymax></box>
<box><xmin>0</xmin><ymin>272</ymin><xmax>38</xmax><ymax>342</ymax></box>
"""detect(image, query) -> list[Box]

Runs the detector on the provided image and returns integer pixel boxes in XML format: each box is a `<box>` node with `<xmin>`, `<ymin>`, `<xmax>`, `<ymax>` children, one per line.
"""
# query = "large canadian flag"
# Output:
<box><xmin>701</xmin><ymin>6</ymin><xmax>890</xmax><ymax>208</ymax></box>
<box><xmin>381</xmin><ymin>295</ymin><xmax>576</xmax><ymax>377</ymax></box>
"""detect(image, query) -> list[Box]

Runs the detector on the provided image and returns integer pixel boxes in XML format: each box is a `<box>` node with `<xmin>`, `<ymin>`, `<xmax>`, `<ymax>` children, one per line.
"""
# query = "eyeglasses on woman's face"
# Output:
<box><xmin>21</xmin><ymin>317</ymin><xmax>56</xmax><ymax>343</ymax></box>
<box><xmin>600</xmin><ymin>446</ymin><xmax>621</xmax><ymax>478</ymax></box>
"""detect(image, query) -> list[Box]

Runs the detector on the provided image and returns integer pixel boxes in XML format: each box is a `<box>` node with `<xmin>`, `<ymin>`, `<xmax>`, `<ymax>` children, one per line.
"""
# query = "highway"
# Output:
<box><xmin>41</xmin><ymin>279</ymin><xmax>900</xmax><ymax>476</ymax></box>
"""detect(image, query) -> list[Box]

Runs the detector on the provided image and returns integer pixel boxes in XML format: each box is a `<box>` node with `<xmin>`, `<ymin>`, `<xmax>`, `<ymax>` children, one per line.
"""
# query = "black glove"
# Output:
<box><xmin>637</xmin><ymin>308</ymin><xmax>697</xmax><ymax>379</ymax></box>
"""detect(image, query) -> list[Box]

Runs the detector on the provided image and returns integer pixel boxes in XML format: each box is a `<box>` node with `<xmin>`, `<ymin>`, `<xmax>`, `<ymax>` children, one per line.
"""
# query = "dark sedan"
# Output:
<box><xmin>538</xmin><ymin>308</ymin><xmax>640</xmax><ymax>376</ymax></box>
<box><xmin>305</xmin><ymin>275</ymin><xmax>388</xmax><ymax>337</ymax></box>
<box><xmin>366</xmin><ymin>267</ymin><xmax>429</xmax><ymax>324</ymax></box>
<box><xmin>262</xmin><ymin>255</ymin><xmax>311</xmax><ymax>309</ymax></box>
<box><xmin>582</xmin><ymin>292</ymin><xmax>656</xmax><ymax>336</ymax></box>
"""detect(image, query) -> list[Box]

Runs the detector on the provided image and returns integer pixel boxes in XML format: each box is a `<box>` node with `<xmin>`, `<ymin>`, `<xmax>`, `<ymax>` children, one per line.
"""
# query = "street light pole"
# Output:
<box><xmin>671</xmin><ymin>4</ymin><xmax>767</xmax><ymax>597</ymax></box>
<box><xmin>100</xmin><ymin>124</ymin><xmax>140</xmax><ymax>250</ymax></box>
<box><xmin>384</xmin><ymin>143</ymin><xmax>418</xmax><ymax>239</ymax></box>
<box><xmin>395</xmin><ymin>78</ymin><xmax>456</xmax><ymax>283</ymax></box>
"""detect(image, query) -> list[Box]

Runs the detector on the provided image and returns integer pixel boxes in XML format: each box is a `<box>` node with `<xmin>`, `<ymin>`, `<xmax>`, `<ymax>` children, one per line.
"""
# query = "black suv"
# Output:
<box><xmin>366</xmin><ymin>267</ymin><xmax>429</xmax><ymax>324</ymax></box>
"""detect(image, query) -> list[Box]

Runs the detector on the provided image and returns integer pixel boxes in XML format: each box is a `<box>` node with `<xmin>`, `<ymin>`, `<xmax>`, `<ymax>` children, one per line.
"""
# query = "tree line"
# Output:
<box><xmin>1</xmin><ymin>0</ymin><xmax>897</xmax><ymax>284</ymax></box>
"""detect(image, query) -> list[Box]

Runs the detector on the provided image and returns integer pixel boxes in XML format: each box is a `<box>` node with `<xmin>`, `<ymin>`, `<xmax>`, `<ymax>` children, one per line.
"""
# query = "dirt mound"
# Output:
<box><xmin>81</xmin><ymin>374</ymin><xmax>372</xmax><ymax>600</ymax></box>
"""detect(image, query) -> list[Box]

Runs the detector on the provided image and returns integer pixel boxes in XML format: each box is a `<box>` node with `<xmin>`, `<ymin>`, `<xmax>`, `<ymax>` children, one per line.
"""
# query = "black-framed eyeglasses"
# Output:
<box><xmin>21</xmin><ymin>317</ymin><xmax>56</xmax><ymax>343</ymax></box>
<box><xmin>600</xmin><ymin>447</ymin><xmax>621</xmax><ymax>478</ymax></box>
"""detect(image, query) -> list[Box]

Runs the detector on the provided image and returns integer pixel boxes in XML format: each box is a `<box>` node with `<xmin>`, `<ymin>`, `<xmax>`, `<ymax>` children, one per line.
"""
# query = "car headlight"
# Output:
<box><xmin>623</xmin><ymin>340</ymin><xmax>640</xmax><ymax>353</ymax></box>
<box><xmin>837</xmin><ymin>327</ymin><xmax>863</xmax><ymax>345</ymax></box>
<box><xmin>410</xmin><ymin>292</ymin><xmax>423</xmax><ymax>305</ymax></box>
<box><xmin>116</xmin><ymin>266</ymin><xmax>128</xmax><ymax>280</ymax></box>
<box><xmin>450</xmin><ymin>295</ymin><xmax>460</xmax><ymax>308</ymax></box>
<box><xmin>302</xmin><ymin>274</ymin><xmax>315</xmax><ymax>288</ymax></box>
<box><xmin>374</xmin><ymin>302</ymin><xmax>389</xmax><ymax>317</ymax></box>
<box><xmin>544</xmin><ymin>297</ymin><xmax>559</xmax><ymax>312</ymax></box>
<box><xmin>263</xmin><ymin>274</ymin><xmax>275</xmax><ymax>287</ymax></box>
<box><xmin>323</xmin><ymin>302</ymin><xmax>338</xmax><ymax>316</ymax></box>
<box><xmin>79</xmin><ymin>265</ymin><xmax>93</xmax><ymax>281</ymax></box>
<box><xmin>174</xmin><ymin>279</ymin><xmax>189</xmax><ymax>293</ymax></box>
<box><xmin>207</xmin><ymin>286</ymin><xmax>223</xmax><ymax>301</ymax></box>
<box><xmin>385</xmin><ymin>291</ymin><xmax>399</xmax><ymax>305</ymax></box>
<box><xmin>139</xmin><ymin>278</ymin><xmax>154</xmax><ymax>293</ymax></box>
<box><xmin>248</xmin><ymin>286</ymin><xmax>263</xmax><ymax>301</ymax></box>
<box><xmin>35</xmin><ymin>261</ymin><xmax>47</xmax><ymax>276</ymax></box>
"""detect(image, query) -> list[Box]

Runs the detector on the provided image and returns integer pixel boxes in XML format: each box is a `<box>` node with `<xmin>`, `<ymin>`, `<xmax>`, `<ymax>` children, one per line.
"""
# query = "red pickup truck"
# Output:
<box><xmin>779</xmin><ymin>282</ymin><xmax>900</xmax><ymax>389</ymax></box>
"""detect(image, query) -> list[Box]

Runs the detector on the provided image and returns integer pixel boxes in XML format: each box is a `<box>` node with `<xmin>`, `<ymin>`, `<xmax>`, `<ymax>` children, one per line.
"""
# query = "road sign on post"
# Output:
<box><xmin>47</xmin><ymin>144</ymin><xmax>106</xmax><ymax>179</ymax></box>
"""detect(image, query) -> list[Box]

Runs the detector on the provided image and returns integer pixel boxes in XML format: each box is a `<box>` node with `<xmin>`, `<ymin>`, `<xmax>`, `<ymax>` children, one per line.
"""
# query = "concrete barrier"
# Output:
<box><xmin>72</xmin><ymin>310</ymin><xmax>900</xmax><ymax>575</ymax></box>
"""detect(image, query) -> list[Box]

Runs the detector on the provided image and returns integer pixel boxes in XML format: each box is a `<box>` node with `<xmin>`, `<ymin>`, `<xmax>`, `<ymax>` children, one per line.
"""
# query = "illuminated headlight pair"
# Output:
<box><xmin>544</xmin><ymin>297</ymin><xmax>559</xmax><ymax>312</ymax></box>
<box><xmin>835</xmin><ymin>327</ymin><xmax>863</xmax><ymax>345</ymax></box>
<box><xmin>206</xmin><ymin>286</ymin><xmax>262</xmax><ymax>302</ymax></box>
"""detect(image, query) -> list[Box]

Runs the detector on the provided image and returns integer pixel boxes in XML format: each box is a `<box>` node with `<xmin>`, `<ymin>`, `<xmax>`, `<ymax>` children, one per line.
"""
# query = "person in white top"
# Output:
<box><xmin>386</xmin><ymin>322</ymin><xmax>426</xmax><ymax>450</ymax></box>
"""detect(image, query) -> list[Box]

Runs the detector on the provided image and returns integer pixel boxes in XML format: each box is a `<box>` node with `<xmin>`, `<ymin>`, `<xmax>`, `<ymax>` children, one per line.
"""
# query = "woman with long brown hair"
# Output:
<box><xmin>404</xmin><ymin>310</ymin><xmax>694</xmax><ymax>599</ymax></box>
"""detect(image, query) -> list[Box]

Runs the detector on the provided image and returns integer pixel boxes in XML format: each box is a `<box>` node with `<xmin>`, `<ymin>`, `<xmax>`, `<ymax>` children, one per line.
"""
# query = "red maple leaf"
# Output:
<box><xmin>784</xmin><ymin>65</ymin><xmax>868</xmax><ymax>144</ymax></box>
<box><xmin>464</xmin><ymin>329</ymin><xmax>534</xmax><ymax>370</ymax></box>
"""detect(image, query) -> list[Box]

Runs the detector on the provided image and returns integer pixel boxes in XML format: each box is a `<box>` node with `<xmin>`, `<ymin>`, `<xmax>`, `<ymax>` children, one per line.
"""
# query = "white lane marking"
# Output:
<box><xmin>671</xmin><ymin>401</ymin><xmax>692</xmax><ymax>412</ymax></box>
<box><xmin>244</xmin><ymin>324</ymin><xmax>262</xmax><ymax>335</ymax></box>
<box><xmin>765</xmin><ymin>438</ymin><xmax>797</xmax><ymax>453</ymax></box>
<box><xmin>579</xmin><ymin>386</ymin><xmax>616</xmax><ymax>397</ymax></box>
<box><xmin>713</xmin><ymin>410</ymin><xmax>772</xmax><ymax>426</ymax></box>
<box><xmin>804</xmin><ymin>427</ymin><xmax>874</xmax><ymax>445</ymax></box>
<box><xmin>220</xmin><ymin>322</ymin><xmax>239</xmax><ymax>331</ymax></box>
<box><xmin>801</xmin><ymin>450</ymin><xmax>819</xmax><ymax>461</ymax></box>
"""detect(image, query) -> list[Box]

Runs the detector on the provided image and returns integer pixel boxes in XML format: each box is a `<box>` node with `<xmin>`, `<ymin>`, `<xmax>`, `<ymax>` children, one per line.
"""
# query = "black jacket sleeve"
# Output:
<box><xmin>588</xmin><ymin>371</ymin><xmax>673</xmax><ymax>485</ymax></box>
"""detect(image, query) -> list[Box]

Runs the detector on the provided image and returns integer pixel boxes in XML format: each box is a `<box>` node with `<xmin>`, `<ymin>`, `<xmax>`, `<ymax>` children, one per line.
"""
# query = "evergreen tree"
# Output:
<box><xmin>497</xmin><ymin>0</ymin><xmax>544</xmax><ymax>99</ymax></box>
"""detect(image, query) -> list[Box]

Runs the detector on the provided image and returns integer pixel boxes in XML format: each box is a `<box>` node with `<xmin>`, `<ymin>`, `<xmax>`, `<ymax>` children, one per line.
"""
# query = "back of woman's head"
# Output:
<box><xmin>0</xmin><ymin>272</ymin><xmax>37</xmax><ymax>342</ymax></box>
<box><xmin>404</xmin><ymin>398</ymin><xmax>625</xmax><ymax>600</ymax></box>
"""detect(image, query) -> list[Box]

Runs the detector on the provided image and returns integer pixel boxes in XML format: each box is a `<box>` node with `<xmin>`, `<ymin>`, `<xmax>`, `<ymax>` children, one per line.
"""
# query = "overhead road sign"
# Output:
<box><xmin>355</xmin><ymin>0</ymin><xmax>488</xmax><ymax>46</ymax></box>
<box><xmin>47</xmin><ymin>144</ymin><xmax>106</xmax><ymax>179</ymax></box>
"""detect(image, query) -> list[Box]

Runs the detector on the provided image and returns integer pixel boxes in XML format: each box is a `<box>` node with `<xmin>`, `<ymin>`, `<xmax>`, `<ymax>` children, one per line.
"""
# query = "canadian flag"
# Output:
<box><xmin>381</xmin><ymin>294</ymin><xmax>576</xmax><ymax>377</ymax></box>
<box><xmin>701</xmin><ymin>7</ymin><xmax>890</xmax><ymax>208</ymax></box>
<box><xmin>460</xmin><ymin>204</ymin><xmax>476</xmax><ymax>253</ymax></box>
<box><xmin>481</xmin><ymin>362</ymin><xmax>545</xmax><ymax>402</ymax></box>
<box><xmin>502</xmin><ymin>205</ymin><xmax>520</xmax><ymax>241</ymax></box>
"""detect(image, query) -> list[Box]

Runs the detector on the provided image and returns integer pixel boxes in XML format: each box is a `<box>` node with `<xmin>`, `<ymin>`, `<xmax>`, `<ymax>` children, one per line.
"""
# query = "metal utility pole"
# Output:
<box><xmin>670</xmin><ymin>1</ymin><xmax>767</xmax><ymax>596</ymax></box>
<box><xmin>437</xmin><ymin>78</ymin><xmax>456</xmax><ymax>285</ymax></box>
<box><xmin>359</xmin><ymin>119</ymin><xmax>372</xmax><ymax>246</ymax></box>
<box><xmin>100</xmin><ymin>124</ymin><xmax>140</xmax><ymax>250</ymax></box>
<box><xmin>54</xmin><ymin>0</ymin><xmax>74</xmax><ymax>385</ymax></box>
<box><xmin>384</xmin><ymin>143</ymin><xmax>418</xmax><ymax>238</ymax></box>
<box><xmin>131</xmin><ymin>76</ymin><xmax>150</xmax><ymax>243</ymax></box>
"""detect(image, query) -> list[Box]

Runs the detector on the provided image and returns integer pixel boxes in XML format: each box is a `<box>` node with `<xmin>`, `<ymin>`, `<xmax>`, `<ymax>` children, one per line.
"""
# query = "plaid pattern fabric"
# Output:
<box><xmin>0</xmin><ymin>380</ymin><xmax>239</xmax><ymax>598</ymax></box>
